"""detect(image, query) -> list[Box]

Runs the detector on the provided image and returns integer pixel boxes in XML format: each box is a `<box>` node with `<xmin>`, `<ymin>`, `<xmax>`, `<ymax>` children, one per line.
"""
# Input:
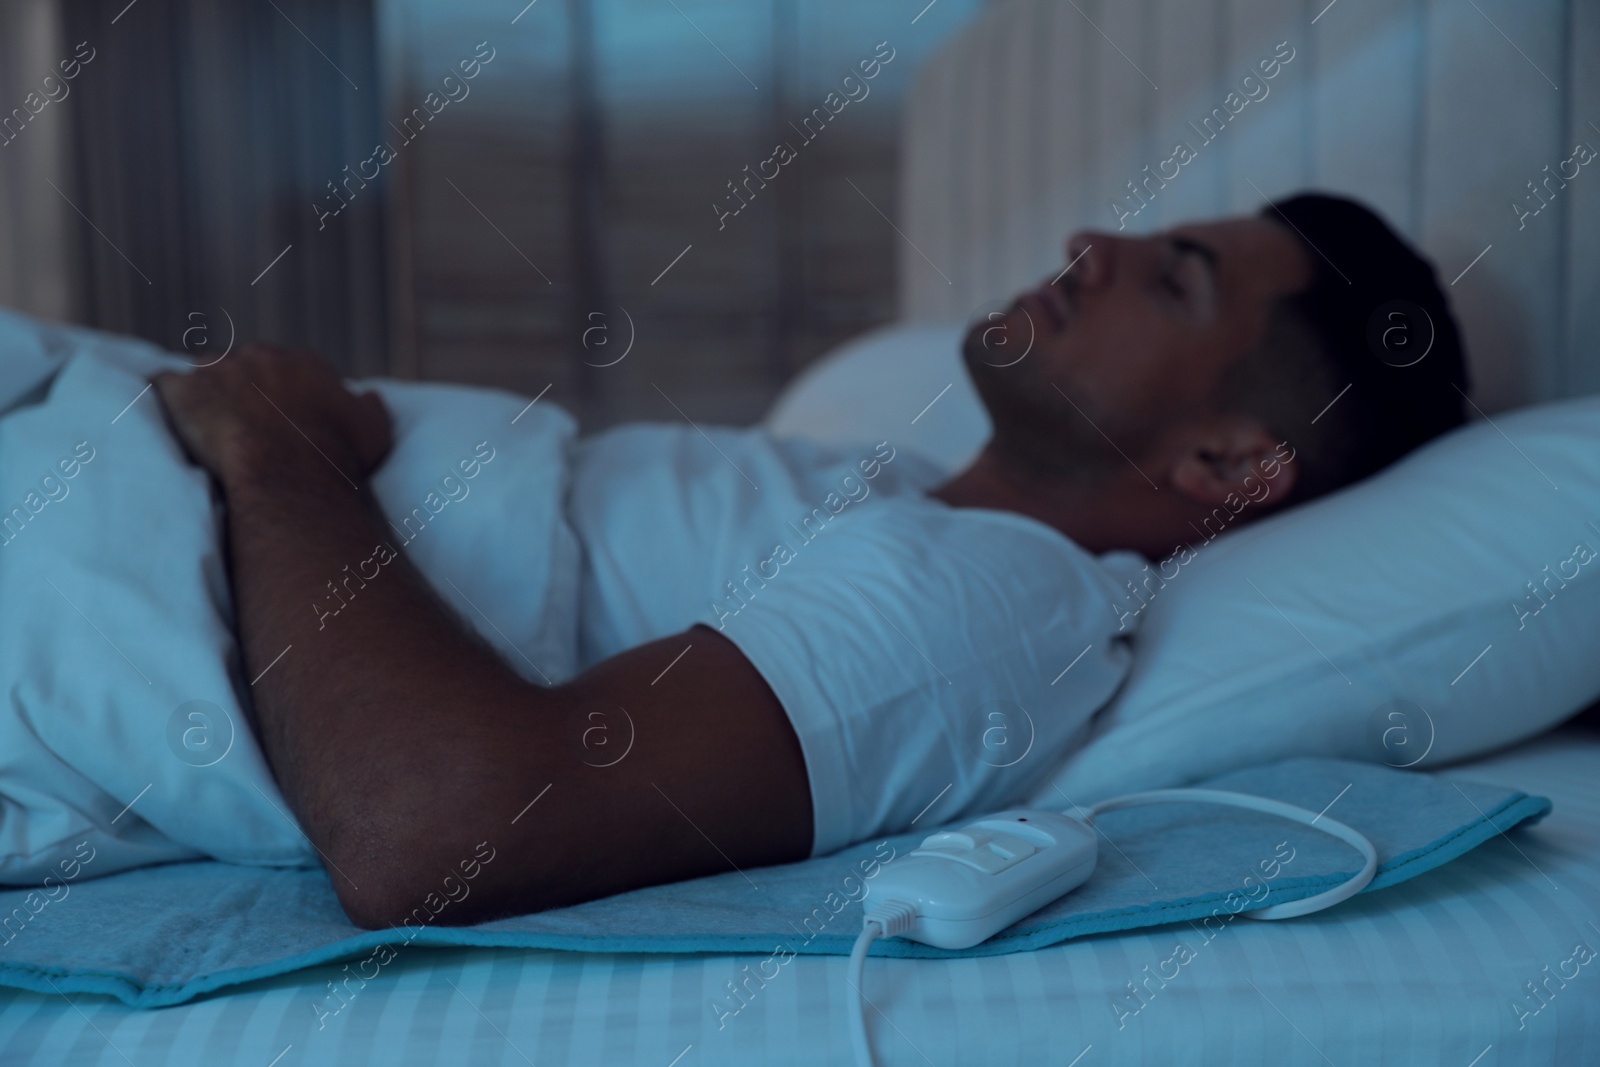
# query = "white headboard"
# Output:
<box><xmin>897</xmin><ymin>0</ymin><xmax>1598</xmax><ymax>414</ymax></box>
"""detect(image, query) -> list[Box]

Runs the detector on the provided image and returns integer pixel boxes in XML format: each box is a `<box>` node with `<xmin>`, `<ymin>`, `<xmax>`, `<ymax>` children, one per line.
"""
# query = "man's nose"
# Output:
<box><xmin>1063</xmin><ymin>231</ymin><xmax>1118</xmax><ymax>289</ymax></box>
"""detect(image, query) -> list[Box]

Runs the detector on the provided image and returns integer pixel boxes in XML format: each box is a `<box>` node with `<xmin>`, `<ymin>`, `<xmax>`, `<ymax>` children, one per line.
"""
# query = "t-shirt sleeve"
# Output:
<box><xmin>695</xmin><ymin>498</ymin><xmax>1136</xmax><ymax>858</ymax></box>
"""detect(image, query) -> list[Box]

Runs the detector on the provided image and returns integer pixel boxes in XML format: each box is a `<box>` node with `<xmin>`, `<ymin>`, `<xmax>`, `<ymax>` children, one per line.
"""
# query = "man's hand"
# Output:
<box><xmin>153</xmin><ymin>343</ymin><xmax>393</xmax><ymax>486</ymax></box>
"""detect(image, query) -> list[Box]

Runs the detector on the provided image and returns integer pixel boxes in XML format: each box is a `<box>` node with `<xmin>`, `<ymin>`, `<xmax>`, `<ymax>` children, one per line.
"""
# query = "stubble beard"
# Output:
<box><xmin>959</xmin><ymin>325</ymin><xmax>1127</xmax><ymax>486</ymax></box>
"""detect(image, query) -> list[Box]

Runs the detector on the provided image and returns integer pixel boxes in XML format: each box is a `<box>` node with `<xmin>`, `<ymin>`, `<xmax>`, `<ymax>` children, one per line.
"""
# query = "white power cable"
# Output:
<box><xmin>1079</xmin><ymin>788</ymin><xmax>1378</xmax><ymax>920</ymax></box>
<box><xmin>848</xmin><ymin>899</ymin><xmax>916</xmax><ymax>1067</ymax></box>
<box><xmin>846</xmin><ymin>922</ymin><xmax>881</xmax><ymax>1067</ymax></box>
<box><xmin>848</xmin><ymin>787</ymin><xmax>1379</xmax><ymax>1067</ymax></box>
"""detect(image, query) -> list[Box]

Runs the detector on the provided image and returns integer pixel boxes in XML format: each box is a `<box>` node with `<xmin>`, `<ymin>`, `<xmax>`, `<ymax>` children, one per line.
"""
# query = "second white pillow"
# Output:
<box><xmin>1029</xmin><ymin>394</ymin><xmax>1600</xmax><ymax>806</ymax></box>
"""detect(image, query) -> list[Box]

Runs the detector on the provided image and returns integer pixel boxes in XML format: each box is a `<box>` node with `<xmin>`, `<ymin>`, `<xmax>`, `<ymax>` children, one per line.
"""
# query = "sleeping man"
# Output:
<box><xmin>144</xmin><ymin>192</ymin><xmax>1468</xmax><ymax>928</ymax></box>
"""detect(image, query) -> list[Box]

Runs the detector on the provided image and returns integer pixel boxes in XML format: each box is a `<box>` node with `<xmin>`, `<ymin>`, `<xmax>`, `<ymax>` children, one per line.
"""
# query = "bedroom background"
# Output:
<box><xmin>0</xmin><ymin>0</ymin><xmax>989</xmax><ymax>432</ymax></box>
<box><xmin>2</xmin><ymin>0</ymin><xmax>1591</xmax><ymax>429</ymax></box>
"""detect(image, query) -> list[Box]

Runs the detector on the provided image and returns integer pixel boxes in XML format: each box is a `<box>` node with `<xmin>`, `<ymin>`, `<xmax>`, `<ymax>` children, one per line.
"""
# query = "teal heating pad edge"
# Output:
<box><xmin>0</xmin><ymin>756</ymin><xmax>1552</xmax><ymax>1008</ymax></box>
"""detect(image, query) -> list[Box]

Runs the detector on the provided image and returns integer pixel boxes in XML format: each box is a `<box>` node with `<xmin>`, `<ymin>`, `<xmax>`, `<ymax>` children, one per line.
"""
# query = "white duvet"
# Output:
<box><xmin>0</xmin><ymin>309</ymin><xmax>582</xmax><ymax>884</ymax></box>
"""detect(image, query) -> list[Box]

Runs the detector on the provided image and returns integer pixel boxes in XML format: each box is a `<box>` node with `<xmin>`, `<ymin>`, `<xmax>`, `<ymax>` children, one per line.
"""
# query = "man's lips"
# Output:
<box><xmin>1020</xmin><ymin>278</ymin><xmax>1073</xmax><ymax>334</ymax></box>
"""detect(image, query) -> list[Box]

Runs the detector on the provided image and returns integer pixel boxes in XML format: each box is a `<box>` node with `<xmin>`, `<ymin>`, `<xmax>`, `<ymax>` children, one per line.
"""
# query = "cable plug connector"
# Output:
<box><xmin>862</xmin><ymin>898</ymin><xmax>918</xmax><ymax>939</ymax></box>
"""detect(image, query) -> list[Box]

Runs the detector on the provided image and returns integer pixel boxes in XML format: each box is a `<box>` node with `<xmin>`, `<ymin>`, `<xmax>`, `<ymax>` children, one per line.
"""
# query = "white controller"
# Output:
<box><xmin>864</xmin><ymin>809</ymin><xmax>1099</xmax><ymax>949</ymax></box>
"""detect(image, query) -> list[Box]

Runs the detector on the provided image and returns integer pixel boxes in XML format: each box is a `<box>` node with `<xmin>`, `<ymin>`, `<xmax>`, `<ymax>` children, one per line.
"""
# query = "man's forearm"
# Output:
<box><xmin>219</xmin><ymin>453</ymin><xmax>539</xmax><ymax>914</ymax></box>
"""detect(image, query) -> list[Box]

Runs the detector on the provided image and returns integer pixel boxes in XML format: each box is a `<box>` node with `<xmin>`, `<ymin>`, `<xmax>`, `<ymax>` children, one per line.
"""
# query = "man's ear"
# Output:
<box><xmin>1167</xmin><ymin>418</ymin><xmax>1298</xmax><ymax>508</ymax></box>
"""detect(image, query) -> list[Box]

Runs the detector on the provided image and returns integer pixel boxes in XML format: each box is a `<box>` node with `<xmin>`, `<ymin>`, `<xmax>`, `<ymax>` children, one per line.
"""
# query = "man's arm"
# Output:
<box><xmin>155</xmin><ymin>346</ymin><xmax>813</xmax><ymax>928</ymax></box>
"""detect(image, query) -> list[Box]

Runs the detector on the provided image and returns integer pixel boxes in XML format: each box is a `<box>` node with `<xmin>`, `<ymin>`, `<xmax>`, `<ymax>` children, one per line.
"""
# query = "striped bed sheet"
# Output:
<box><xmin>2</xmin><ymin>729</ymin><xmax>1597</xmax><ymax>1066</ymax></box>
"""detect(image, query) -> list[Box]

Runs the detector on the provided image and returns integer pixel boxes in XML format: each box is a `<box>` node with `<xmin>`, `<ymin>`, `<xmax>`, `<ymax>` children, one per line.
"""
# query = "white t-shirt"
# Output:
<box><xmin>567</xmin><ymin>423</ymin><xmax>1141</xmax><ymax>858</ymax></box>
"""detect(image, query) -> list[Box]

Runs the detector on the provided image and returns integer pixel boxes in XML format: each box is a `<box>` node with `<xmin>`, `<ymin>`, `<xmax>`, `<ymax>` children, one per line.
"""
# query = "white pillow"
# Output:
<box><xmin>766</xmin><ymin>321</ymin><xmax>988</xmax><ymax>472</ymax></box>
<box><xmin>765</xmin><ymin>323</ymin><xmax>1600</xmax><ymax>803</ymax></box>
<box><xmin>1028</xmin><ymin>393</ymin><xmax>1600</xmax><ymax>805</ymax></box>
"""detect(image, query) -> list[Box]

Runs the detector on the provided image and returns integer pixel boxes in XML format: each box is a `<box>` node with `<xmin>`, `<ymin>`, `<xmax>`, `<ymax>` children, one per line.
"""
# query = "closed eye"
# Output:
<box><xmin>1162</xmin><ymin>234</ymin><xmax>1220</xmax><ymax>319</ymax></box>
<box><xmin>1159</xmin><ymin>243</ymin><xmax>1187</xmax><ymax>300</ymax></box>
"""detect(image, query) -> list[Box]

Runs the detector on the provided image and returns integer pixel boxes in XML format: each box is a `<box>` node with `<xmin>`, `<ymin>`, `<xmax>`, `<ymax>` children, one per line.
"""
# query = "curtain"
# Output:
<box><xmin>49</xmin><ymin>0</ymin><xmax>389</xmax><ymax>375</ymax></box>
<box><xmin>0</xmin><ymin>0</ymin><xmax>77</xmax><ymax>323</ymax></box>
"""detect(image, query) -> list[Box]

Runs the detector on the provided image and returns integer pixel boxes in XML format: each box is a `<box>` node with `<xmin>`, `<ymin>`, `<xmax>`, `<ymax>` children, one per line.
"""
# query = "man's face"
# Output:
<box><xmin>961</xmin><ymin>215</ymin><xmax>1314</xmax><ymax>481</ymax></box>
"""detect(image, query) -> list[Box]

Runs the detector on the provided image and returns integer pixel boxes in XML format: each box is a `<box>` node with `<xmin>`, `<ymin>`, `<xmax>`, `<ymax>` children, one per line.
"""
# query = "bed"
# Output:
<box><xmin>1</xmin><ymin>725</ymin><xmax>1595</xmax><ymax>1064</ymax></box>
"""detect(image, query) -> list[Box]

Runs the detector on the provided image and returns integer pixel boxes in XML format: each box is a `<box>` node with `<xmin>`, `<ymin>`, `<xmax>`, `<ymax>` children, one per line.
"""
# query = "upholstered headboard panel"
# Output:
<box><xmin>898</xmin><ymin>0</ymin><xmax>1598</xmax><ymax>413</ymax></box>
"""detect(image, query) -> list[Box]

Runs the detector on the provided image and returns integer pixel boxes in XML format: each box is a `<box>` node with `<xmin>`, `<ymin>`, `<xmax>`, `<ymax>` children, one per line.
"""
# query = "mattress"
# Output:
<box><xmin>2</xmin><ymin>728</ymin><xmax>1596</xmax><ymax>1066</ymax></box>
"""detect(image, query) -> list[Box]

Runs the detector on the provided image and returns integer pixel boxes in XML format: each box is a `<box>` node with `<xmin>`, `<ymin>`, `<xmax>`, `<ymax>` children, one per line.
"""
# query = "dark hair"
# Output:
<box><xmin>1219</xmin><ymin>193</ymin><xmax>1472</xmax><ymax>503</ymax></box>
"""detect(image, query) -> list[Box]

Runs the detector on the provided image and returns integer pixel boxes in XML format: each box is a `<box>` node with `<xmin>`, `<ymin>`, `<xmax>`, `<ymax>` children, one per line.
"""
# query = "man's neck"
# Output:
<box><xmin>930</xmin><ymin>443</ymin><xmax>1169</xmax><ymax>558</ymax></box>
